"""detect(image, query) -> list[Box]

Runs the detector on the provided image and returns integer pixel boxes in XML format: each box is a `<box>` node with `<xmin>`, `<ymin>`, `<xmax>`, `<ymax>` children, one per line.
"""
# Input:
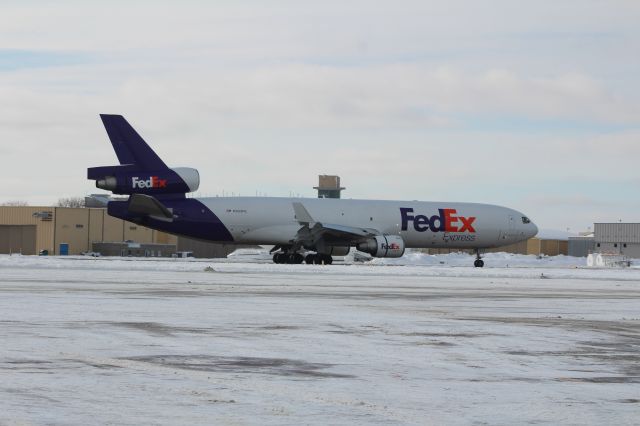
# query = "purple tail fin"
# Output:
<box><xmin>100</xmin><ymin>114</ymin><xmax>167</xmax><ymax>170</ymax></box>
<box><xmin>89</xmin><ymin>115</ymin><xmax>199</xmax><ymax>198</ymax></box>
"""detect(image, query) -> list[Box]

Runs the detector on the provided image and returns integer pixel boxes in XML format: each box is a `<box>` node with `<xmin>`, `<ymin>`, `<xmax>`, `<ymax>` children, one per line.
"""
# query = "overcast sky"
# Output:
<box><xmin>1</xmin><ymin>0</ymin><xmax>639</xmax><ymax>231</ymax></box>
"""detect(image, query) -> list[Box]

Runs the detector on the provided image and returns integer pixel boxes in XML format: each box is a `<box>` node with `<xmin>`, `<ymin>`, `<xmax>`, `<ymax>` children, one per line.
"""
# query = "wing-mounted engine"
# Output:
<box><xmin>290</xmin><ymin>202</ymin><xmax>406</xmax><ymax>259</ymax></box>
<box><xmin>315</xmin><ymin>240</ymin><xmax>350</xmax><ymax>257</ymax></box>
<box><xmin>356</xmin><ymin>235</ymin><xmax>405</xmax><ymax>258</ymax></box>
<box><xmin>88</xmin><ymin>166</ymin><xmax>200</xmax><ymax>195</ymax></box>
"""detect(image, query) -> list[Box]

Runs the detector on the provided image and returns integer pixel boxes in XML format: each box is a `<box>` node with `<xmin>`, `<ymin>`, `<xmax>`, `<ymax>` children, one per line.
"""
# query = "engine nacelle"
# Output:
<box><xmin>314</xmin><ymin>239</ymin><xmax>350</xmax><ymax>256</ymax></box>
<box><xmin>94</xmin><ymin>167</ymin><xmax>200</xmax><ymax>195</ymax></box>
<box><xmin>316</xmin><ymin>245</ymin><xmax>350</xmax><ymax>256</ymax></box>
<box><xmin>356</xmin><ymin>235</ymin><xmax>405</xmax><ymax>258</ymax></box>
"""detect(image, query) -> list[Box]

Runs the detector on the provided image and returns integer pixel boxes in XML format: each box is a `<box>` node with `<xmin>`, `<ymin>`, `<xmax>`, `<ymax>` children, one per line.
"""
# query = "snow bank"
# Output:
<box><xmin>372</xmin><ymin>251</ymin><xmax>586</xmax><ymax>268</ymax></box>
<box><xmin>2</xmin><ymin>252</ymin><xmax>640</xmax><ymax>283</ymax></box>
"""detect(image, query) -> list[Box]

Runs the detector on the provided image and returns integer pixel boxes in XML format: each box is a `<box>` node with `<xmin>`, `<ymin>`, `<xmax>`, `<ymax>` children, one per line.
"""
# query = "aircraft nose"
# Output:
<box><xmin>528</xmin><ymin>222</ymin><xmax>539</xmax><ymax>239</ymax></box>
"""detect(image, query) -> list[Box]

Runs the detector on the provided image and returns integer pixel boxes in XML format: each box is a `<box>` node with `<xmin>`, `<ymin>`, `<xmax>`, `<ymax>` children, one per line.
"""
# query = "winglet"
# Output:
<box><xmin>292</xmin><ymin>202</ymin><xmax>315</xmax><ymax>225</ymax></box>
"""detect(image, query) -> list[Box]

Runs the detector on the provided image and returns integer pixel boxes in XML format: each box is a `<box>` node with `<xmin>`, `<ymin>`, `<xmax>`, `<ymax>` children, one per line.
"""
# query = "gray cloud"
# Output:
<box><xmin>0</xmin><ymin>0</ymin><xmax>639</xmax><ymax>231</ymax></box>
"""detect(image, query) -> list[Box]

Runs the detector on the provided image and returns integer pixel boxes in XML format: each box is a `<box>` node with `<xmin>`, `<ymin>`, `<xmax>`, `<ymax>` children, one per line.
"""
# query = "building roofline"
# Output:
<box><xmin>594</xmin><ymin>223</ymin><xmax>640</xmax><ymax>225</ymax></box>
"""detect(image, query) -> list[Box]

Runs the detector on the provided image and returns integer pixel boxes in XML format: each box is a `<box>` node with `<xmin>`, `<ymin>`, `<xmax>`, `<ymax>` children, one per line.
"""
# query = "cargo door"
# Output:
<box><xmin>0</xmin><ymin>225</ymin><xmax>36</xmax><ymax>255</ymax></box>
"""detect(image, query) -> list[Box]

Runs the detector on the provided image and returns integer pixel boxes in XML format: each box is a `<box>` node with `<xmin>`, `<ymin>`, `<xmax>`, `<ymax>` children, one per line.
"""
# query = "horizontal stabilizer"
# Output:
<box><xmin>127</xmin><ymin>194</ymin><xmax>174</xmax><ymax>222</ymax></box>
<box><xmin>87</xmin><ymin>164</ymin><xmax>138</xmax><ymax>180</ymax></box>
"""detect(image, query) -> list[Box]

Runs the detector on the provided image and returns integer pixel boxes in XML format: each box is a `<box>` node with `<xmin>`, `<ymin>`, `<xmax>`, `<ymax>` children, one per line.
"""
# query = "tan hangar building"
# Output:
<box><xmin>0</xmin><ymin>206</ymin><xmax>176</xmax><ymax>256</ymax></box>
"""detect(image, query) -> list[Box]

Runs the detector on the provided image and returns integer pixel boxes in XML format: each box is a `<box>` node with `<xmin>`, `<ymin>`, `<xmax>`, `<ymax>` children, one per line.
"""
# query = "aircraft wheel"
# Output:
<box><xmin>314</xmin><ymin>254</ymin><xmax>333</xmax><ymax>265</ymax></box>
<box><xmin>474</xmin><ymin>259</ymin><xmax>484</xmax><ymax>268</ymax></box>
<box><xmin>305</xmin><ymin>254</ymin><xmax>315</xmax><ymax>264</ymax></box>
<box><xmin>292</xmin><ymin>253</ymin><xmax>304</xmax><ymax>264</ymax></box>
<box><xmin>273</xmin><ymin>253</ymin><xmax>284</xmax><ymax>264</ymax></box>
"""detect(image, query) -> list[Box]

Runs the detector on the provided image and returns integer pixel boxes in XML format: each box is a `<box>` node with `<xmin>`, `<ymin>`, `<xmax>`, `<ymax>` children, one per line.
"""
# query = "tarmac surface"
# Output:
<box><xmin>0</xmin><ymin>255</ymin><xmax>639</xmax><ymax>425</ymax></box>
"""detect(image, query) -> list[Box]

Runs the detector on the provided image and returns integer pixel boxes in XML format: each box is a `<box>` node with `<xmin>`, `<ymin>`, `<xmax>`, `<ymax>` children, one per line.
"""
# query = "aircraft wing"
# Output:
<box><xmin>311</xmin><ymin>222</ymin><xmax>378</xmax><ymax>238</ymax></box>
<box><xmin>292</xmin><ymin>202</ymin><xmax>380</xmax><ymax>247</ymax></box>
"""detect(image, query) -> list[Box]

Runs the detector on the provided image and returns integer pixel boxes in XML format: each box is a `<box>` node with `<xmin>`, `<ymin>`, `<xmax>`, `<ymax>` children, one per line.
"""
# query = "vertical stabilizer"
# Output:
<box><xmin>99</xmin><ymin>114</ymin><xmax>167</xmax><ymax>170</ymax></box>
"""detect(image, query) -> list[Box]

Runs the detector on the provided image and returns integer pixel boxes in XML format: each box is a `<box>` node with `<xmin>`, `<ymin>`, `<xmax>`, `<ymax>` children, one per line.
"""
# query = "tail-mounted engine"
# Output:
<box><xmin>356</xmin><ymin>235</ymin><xmax>405</xmax><ymax>258</ymax></box>
<box><xmin>88</xmin><ymin>166</ymin><xmax>200</xmax><ymax>195</ymax></box>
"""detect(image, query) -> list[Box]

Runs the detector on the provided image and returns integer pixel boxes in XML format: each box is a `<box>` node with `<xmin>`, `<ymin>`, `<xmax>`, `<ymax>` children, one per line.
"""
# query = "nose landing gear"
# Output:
<box><xmin>474</xmin><ymin>249</ymin><xmax>484</xmax><ymax>268</ymax></box>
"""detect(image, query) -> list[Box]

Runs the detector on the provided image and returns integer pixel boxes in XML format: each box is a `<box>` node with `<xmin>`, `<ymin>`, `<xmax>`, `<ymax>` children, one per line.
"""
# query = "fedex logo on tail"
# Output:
<box><xmin>401</xmin><ymin>208</ymin><xmax>476</xmax><ymax>233</ymax></box>
<box><xmin>132</xmin><ymin>176</ymin><xmax>167</xmax><ymax>189</ymax></box>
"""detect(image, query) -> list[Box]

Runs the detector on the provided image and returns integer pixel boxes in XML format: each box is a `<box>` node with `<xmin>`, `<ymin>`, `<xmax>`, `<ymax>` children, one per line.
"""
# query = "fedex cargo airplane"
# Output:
<box><xmin>88</xmin><ymin>115</ymin><xmax>538</xmax><ymax>266</ymax></box>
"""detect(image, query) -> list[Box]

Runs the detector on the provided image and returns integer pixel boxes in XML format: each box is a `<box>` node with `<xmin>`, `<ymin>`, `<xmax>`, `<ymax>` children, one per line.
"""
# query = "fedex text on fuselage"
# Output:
<box><xmin>400</xmin><ymin>207</ymin><xmax>476</xmax><ymax>233</ymax></box>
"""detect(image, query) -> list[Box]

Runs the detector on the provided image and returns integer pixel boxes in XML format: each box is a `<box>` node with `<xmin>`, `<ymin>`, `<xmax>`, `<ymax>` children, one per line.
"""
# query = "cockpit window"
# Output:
<box><xmin>522</xmin><ymin>217</ymin><xmax>531</xmax><ymax>224</ymax></box>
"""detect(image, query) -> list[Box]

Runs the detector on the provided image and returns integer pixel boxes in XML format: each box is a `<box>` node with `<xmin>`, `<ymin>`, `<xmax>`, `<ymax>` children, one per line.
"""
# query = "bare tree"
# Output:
<box><xmin>0</xmin><ymin>200</ymin><xmax>29</xmax><ymax>206</ymax></box>
<box><xmin>56</xmin><ymin>197</ymin><xmax>86</xmax><ymax>208</ymax></box>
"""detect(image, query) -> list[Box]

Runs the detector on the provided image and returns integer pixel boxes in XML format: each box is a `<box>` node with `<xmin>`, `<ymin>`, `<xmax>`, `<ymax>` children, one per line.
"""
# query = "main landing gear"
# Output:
<box><xmin>474</xmin><ymin>249</ymin><xmax>484</xmax><ymax>268</ymax></box>
<box><xmin>272</xmin><ymin>252</ymin><xmax>333</xmax><ymax>265</ymax></box>
<box><xmin>304</xmin><ymin>254</ymin><xmax>333</xmax><ymax>265</ymax></box>
<box><xmin>272</xmin><ymin>252</ymin><xmax>304</xmax><ymax>264</ymax></box>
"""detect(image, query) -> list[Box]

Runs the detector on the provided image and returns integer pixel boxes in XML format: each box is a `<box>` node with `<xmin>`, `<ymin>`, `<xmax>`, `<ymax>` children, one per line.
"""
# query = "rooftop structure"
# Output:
<box><xmin>313</xmin><ymin>175</ymin><xmax>345</xmax><ymax>199</ymax></box>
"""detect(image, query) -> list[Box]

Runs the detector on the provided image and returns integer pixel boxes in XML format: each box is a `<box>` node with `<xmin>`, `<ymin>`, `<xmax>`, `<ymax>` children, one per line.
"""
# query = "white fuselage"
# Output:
<box><xmin>199</xmin><ymin>197</ymin><xmax>538</xmax><ymax>249</ymax></box>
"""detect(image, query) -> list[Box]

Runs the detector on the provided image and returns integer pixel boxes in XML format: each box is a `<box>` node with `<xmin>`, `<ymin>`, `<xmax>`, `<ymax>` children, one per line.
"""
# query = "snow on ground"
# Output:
<box><xmin>0</xmin><ymin>254</ymin><xmax>639</xmax><ymax>425</ymax></box>
<box><xmin>373</xmin><ymin>250</ymin><xmax>588</xmax><ymax>267</ymax></box>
